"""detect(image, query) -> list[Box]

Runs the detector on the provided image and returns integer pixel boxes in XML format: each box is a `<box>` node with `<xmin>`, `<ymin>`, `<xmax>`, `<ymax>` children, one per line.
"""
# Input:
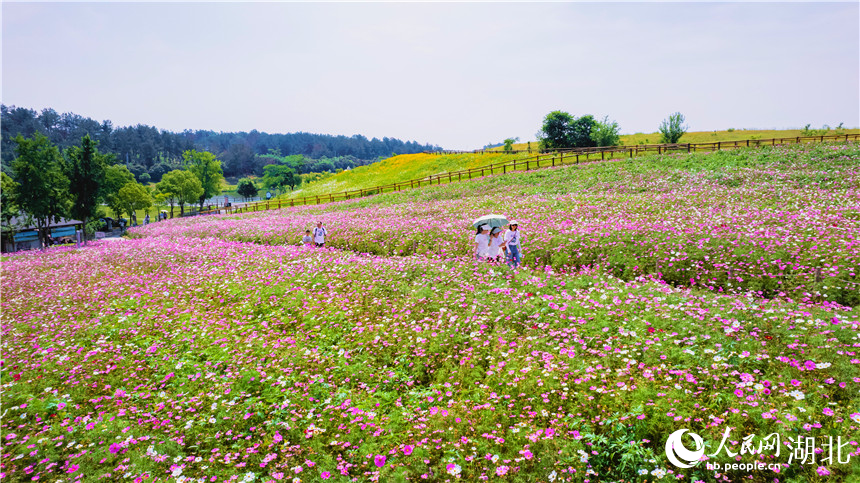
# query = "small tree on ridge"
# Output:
<box><xmin>659</xmin><ymin>112</ymin><xmax>688</xmax><ymax>144</ymax></box>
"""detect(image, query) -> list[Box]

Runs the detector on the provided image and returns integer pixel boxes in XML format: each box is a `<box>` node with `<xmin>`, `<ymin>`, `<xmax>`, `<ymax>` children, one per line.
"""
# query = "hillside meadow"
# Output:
<box><xmin>2</xmin><ymin>142</ymin><xmax>859</xmax><ymax>483</ymax></box>
<box><xmin>493</xmin><ymin>128</ymin><xmax>860</xmax><ymax>153</ymax></box>
<box><xmin>283</xmin><ymin>153</ymin><xmax>526</xmax><ymax>200</ymax></box>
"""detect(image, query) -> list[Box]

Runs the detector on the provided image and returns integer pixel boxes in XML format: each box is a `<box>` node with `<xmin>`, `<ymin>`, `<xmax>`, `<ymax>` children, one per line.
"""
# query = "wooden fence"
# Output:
<box><xmin>208</xmin><ymin>133</ymin><xmax>860</xmax><ymax>216</ymax></box>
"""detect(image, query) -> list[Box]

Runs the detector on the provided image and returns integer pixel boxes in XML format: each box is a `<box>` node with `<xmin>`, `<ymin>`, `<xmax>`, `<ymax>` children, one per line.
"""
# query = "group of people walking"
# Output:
<box><xmin>299</xmin><ymin>219</ymin><xmax>523</xmax><ymax>268</ymax></box>
<box><xmin>474</xmin><ymin>220</ymin><xmax>522</xmax><ymax>267</ymax></box>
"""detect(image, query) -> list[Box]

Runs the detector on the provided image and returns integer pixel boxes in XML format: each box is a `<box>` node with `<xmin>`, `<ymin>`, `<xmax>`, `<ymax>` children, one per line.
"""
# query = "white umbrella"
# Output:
<box><xmin>472</xmin><ymin>214</ymin><xmax>509</xmax><ymax>229</ymax></box>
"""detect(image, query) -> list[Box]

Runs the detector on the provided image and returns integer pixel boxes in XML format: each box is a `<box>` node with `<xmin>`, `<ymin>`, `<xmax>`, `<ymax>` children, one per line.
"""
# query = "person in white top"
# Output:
<box><xmin>474</xmin><ymin>224</ymin><xmax>490</xmax><ymax>260</ymax></box>
<box><xmin>487</xmin><ymin>227</ymin><xmax>505</xmax><ymax>262</ymax></box>
<box><xmin>504</xmin><ymin>220</ymin><xmax>522</xmax><ymax>268</ymax></box>
<box><xmin>313</xmin><ymin>222</ymin><xmax>327</xmax><ymax>247</ymax></box>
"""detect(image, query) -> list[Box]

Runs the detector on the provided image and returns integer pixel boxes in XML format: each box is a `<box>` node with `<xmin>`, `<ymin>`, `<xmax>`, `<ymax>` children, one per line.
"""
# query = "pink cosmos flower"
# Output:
<box><xmin>403</xmin><ymin>445</ymin><xmax>413</xmax><ymax>455</ymax></box>
<box><xmin>374</xmin><ymin>455</ymin><xmax>386</xmax><ymax>468</ymax></box>
<box><xmin>320</xmin><ymin>471</ymin><xmax>331</xmax><ymax>479</ymax></box>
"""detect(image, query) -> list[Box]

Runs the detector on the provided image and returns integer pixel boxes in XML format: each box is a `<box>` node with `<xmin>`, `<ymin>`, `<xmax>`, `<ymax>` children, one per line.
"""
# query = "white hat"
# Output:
<box><xmin>480</xmin><ymin>224</ymin><xmax>490</xmax><ymax>231</ymax></box>
<box><xmin>509</xmin><ymin>220</ymin><xmax>520</xmax><ymax>225</ymax></box>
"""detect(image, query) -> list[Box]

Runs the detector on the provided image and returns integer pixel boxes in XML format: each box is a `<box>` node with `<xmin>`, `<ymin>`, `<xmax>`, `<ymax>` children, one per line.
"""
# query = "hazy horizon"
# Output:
<box><xmin>3</xmin><ymin>2</ymin><xmax>858</xmax><ymax>150</ymax></box>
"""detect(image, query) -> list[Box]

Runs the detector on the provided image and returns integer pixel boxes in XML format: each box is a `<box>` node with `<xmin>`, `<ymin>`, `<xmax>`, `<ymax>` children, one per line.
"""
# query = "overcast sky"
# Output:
<box><xmin>3</xmin><ymin>2</ymin><xmax>858</xmax><ymax>150</ymax></box>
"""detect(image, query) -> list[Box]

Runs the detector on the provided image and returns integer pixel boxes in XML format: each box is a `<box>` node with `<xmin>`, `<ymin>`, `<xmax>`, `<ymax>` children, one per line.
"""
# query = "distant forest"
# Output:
<box><xmin>1</xmin><ymin>105</ymin><xmax>442</xmax><ymax>181</ymax></box>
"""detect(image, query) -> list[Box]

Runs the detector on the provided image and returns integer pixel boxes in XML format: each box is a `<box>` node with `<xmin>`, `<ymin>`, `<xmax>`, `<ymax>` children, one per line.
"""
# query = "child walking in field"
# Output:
<box><xmin>302</xmin><ymin>230</ymin><xmax>313</xmax><ymax>246</ymax></box>
<box><xmin>487</xmin><ymin>227</ymin><xmax>505</xmax><ymax>262</ymax></box>
<box><xmin>474</xmin><ymin>225</ymin><xmax>490</xmax><ymax>260</ymax></box>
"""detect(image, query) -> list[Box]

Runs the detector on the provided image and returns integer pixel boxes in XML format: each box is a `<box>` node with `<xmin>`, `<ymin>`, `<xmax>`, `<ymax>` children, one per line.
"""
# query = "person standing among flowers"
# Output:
<box><xmin>487</xmin><ymin>227</ymin><xmax>505</xmax><ymax>263</ymax></box>
<box><xmin>302</xmin><ymin>229</ymin><xmax>313</xmax><ymax>246</ymax></box>
<box><xmin>504</xmin><ymin>220</ymin><xmax>522</xmax><ymax>268</ymax></box>
<box><xmin>313</xmin><ymin>222</ymin><xmax>327</xmax><ymax>247</ymax></box>
<box><xmin>474</xmin><ymin>224</ymin><xmax>490</xmax><ymax>260</ymax></box>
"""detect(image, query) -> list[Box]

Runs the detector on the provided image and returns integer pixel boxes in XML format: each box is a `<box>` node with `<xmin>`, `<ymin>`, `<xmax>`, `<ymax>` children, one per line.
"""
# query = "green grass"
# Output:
<box><xmin>283</xmin><ymin>152</ymin><xmax>527</xmax><ymax>200</ymax></box>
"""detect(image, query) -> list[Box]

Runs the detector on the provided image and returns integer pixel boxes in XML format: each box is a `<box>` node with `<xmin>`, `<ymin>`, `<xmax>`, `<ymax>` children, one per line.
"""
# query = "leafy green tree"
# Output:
<box><xmin>65</xmin><ymin>135</ymin><xmax>110</xmax><ymax>244</ymax></box>
<box><xmin>236</xmin><ymin>178</ymin><xmax>259</xmax><ymax>201</ymax></box>
<box><xmin>538</xmin><ymin>111</ymin><xmax>574</xmax><ymax>150</ymax></box>
<box><xmin>157</xmin><ymin>170</ymin><xmax>203</xmax><ymax>217</ymax></box>
<box><xmin>569</xmin><ymin>115</ymin><xmax>597</xmax><ymax>148</ymax></box>
<box><xmin>148</xmin><ymin>162</ymin><xmax>172</xmax><ymax>183</ymax></box>
<box><xmin>659</xmin><ymin>112</ymin><xmax>688</xmax><ymax>143</ymax></box>
<box><xmin>503</xmin><ymin>137</ymin><xmax>519</xmax><ymax>153</ymax></box>
<box><xmin>263</xmin><ymin>164</ymin><xmax>300</xmax><ymax>194</ymax></box>
<box><xmin>10</xmin><ymin>134</ymin><xmax>70</xmax><ymax>249</ymax></box>
<box><xmin>103</xmin><ymin>164</ymin><xmax>135</xmax><ymax>219</ymax></box>
<box><xmin>183</xmin><ymin>150</ymin><xmax>224</xmax><ymax>210</ymax></box>
<box><xmin>117</xmin><ymin>183</ymin><xmax>152</xmax><ymax>225</ymax></box>
<box><xmin>1</xmin><ymin>172</ymin><xmax>20</xmax><ymax>248</ymax></box>
<box><xmin>590</xmin><ymin>116</ymin><xmax>621</xmax><ymax>147</ymax></box>
<box><xmin>538</xmin><ymin>111</ymin><xmax>597</xmax><ymax>149</ymax></box>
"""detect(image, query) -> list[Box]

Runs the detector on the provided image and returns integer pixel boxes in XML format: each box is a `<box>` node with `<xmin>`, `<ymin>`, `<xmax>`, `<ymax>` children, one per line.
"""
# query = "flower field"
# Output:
<box><xmin>2</xmin><ymin>143</ymin><xmax>859</xmax><ymax>482</ymax></box>
<box><xmin>133</xmin><ymin>143</ymin><xmax>860</xmax><ymax>306</ymax></box>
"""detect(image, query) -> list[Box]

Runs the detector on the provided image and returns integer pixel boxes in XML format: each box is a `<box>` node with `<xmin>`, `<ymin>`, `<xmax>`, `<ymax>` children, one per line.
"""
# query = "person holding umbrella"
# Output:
<box><xmin>504</xmin><ymin>220</ymin><xmax>522</xmax><ymax>268</ymax></box>
<box><xmin>487</xmin><ymin>227</ymin><xmax>505</xmax><ymax>262</ymax></box>
<box><xmin>472</xmin><ymin>215</ymin><xmax>508</xmax><ymax>261</ymax></box>
<box><xmin>474</xmin><ymin>224</ymin><xmax>490</xmax><ymax>260</ymax></box>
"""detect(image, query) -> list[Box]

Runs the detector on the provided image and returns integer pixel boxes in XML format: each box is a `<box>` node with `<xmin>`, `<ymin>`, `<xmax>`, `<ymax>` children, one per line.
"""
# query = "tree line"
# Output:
<box><xmin>2</xmin><ymin>133</ymin><xmax>226</xmax><ymax>249</ymax></box>
<box><xmin>1</xmin><ymin>104</ymin><xmax>442</xmax><ymax>181</ymax></box>
<box><xmin>525</xmin><ymin>111</ymin><xmax>689</xmax><ymax>150</ymax></box>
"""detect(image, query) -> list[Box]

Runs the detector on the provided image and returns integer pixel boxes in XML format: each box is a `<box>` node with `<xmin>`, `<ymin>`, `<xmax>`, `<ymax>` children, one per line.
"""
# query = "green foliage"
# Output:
<box><xmin>103</xmin><ymin>164</ymin><xmax>135</xmax><ymax>220</ymax></box>
<box><xmin>537</xmin><ymin>111</ymin><xmax>573</xmax><ymax>150</ymax></box>
<box><xmin>117</xmin><ymin>183</ymin><xmax>152</xmax><ymax>223</ymax></box>
<box><xmin>658</xmin><ymin>112</ymin><xmax>688</xmax><ymax>143</ymax></box>
<box><xmin>64</xmin><ymin>135</ymin><xmax>109</xmax><ymax>241</ymax></box>
<box><xmin>503</xmin><ymin>137</ymin><xmax>519</xmax><ymax>153</ymax></box>
<box><xmin>1</xmin><ymin>172</ymin><xmax>19</xmax><ymax>244</ymax></box>
<box><xmin>590</xmin><ymin>116</ymin><xmax>621</xmax><ymax>147</ymax></box>
<box><xmin>1</xmin><ymin>171</ymin><xmax>18</xmax><ymax>221</ymax></box>
<box><xmin>236</xmin><ymin>178</ymin><xmax>259</xmax><ymax>201</ymax></box>
<box><xmin>156</xmin><ymin>170</ymin><xmax>203</xmax><ymax>217</ymax></box>
<box><xmin>183</xmin><ymin>150</ymin><xmax>224</xmax><ymax>209</ymax></box>
<box><xmin>801</xmin><ymin>124</ymin><xmax>833</xmax><ymax>136</ymax></box>
<box><xmin>148</xmin><ymin>162</ymin><xmax>172</xmax><ymax>183</ymax></box>
<box><xmin>263</xmin><ymin>164</ymin><xmax>300</xmax><ymax>194</ymax></box>
<box><xmin>10</xmin><ymin>134</ymin><xmax>69</xmax><ymax>248</ymax></box>
<box><xmin>538</xmin><ymin>111</ymin><xmax>597</xmax><ymax>150</ymax></box>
